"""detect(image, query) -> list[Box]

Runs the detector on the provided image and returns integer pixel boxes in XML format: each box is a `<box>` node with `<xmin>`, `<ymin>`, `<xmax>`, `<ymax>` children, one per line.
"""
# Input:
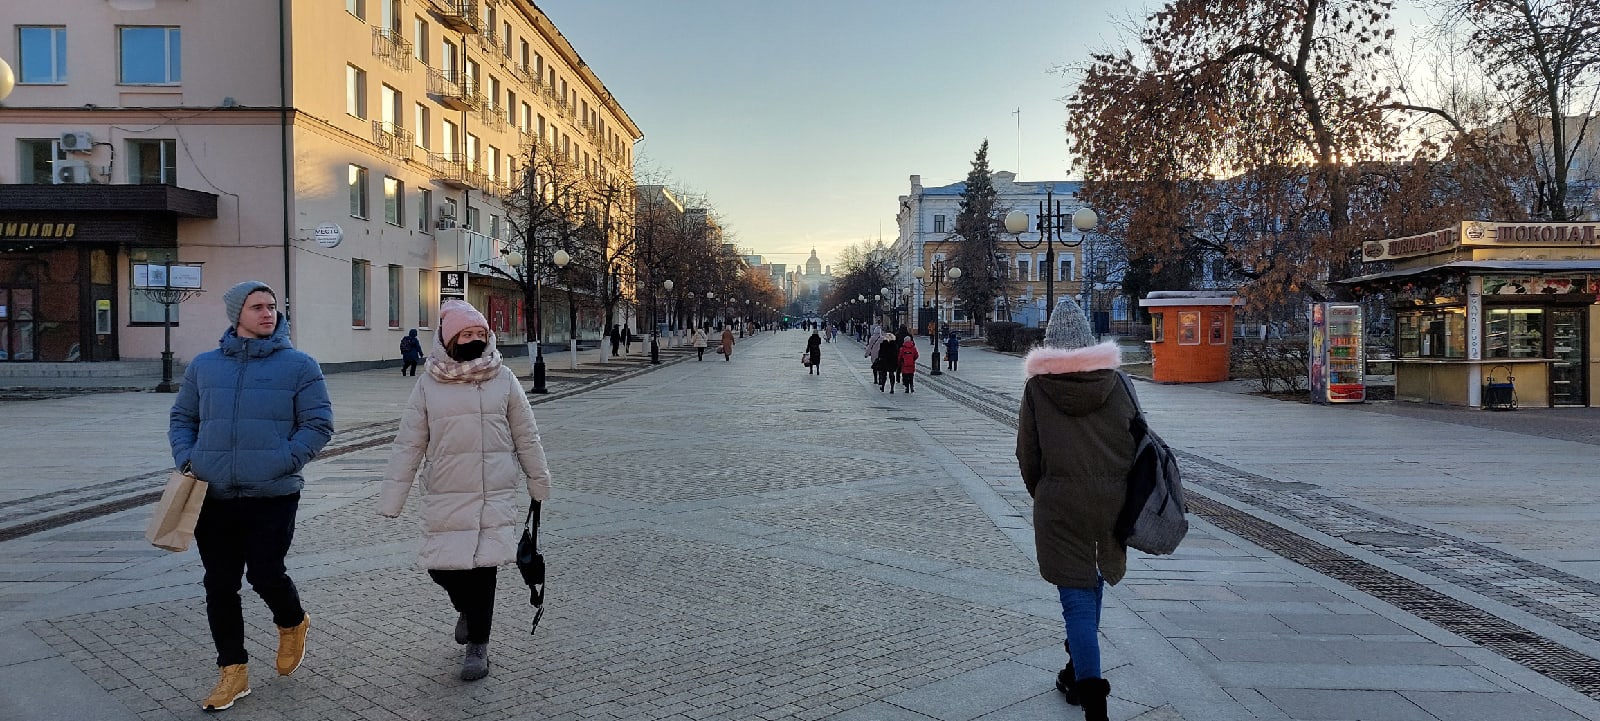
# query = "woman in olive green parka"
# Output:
<box><xmin>1016</xmin><ymin>296</ymin><xmax>1135</xmax><ymax>721</ymax></box>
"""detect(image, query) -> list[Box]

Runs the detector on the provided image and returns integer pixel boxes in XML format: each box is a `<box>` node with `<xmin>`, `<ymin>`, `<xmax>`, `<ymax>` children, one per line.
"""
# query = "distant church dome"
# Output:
<box><xmin>805</xmin><ymin>249</ymin><xmax>822</xmax><ymax>275</ymax></box>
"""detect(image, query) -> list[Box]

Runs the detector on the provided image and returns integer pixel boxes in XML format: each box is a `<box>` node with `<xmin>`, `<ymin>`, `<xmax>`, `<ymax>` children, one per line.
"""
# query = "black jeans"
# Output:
<box><xmin>429</xmin><ymin>566</ymin><xmax>497</xmax><ymax>644</ymax></box>
<box><xmin>402</xmin><ymin>359</ymin><xmax>418</xmax><ymax>376</ymax></box>
<box><xmin>195</xmin><ymin>493</ymin><xmax>305</xmax><ymax>667</ymax></box>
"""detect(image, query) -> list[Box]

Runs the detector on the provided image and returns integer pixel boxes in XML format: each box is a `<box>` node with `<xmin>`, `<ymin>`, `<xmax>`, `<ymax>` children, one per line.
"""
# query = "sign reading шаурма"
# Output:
<box><xmin>1363</xmin><ymin>221</ymin><xmax>1600</xmax><ymax>262</ymax></box>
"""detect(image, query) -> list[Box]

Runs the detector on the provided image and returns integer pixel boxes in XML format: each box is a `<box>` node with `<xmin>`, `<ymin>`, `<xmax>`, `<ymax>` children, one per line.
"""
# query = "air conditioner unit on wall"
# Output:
<box><xmin>439</xmin><ymin>204</ymin><xmax>457</xmax><ymax>218</ymax></box>
<box><xmin>54</xmin><ymin>160</ymin><xmax>91</xmax><ymax>184</ymax></box>
<box><xmin>436</xmin><ymin>217</ymin><xmax>457</xmax><ymax>230</ymax></box>
<box><xmin>59</xmin><ymin>131</ymin><xmax>94</xmax><ymax>153</ymax></box>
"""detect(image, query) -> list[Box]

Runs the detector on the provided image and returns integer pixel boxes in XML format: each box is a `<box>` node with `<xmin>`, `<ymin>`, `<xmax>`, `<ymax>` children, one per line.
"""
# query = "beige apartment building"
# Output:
<box><xmin>0</xmin><ymin>0</ymin><xmax>640</xmax><ymax>367</ymax></box>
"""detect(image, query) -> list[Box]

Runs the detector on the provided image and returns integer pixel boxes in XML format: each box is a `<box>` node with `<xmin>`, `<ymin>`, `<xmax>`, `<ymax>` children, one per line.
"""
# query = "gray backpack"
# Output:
<box><xmin>1113</xmin><ymin>373</ymin><xmax>1189</xmax><ymax>555</ymax></box>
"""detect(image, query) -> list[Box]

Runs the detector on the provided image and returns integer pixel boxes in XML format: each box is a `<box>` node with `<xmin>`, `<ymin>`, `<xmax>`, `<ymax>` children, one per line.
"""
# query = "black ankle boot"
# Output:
<box><xmin>1074</xmin><ymin>678</ymin><xmax>1110</xmax><ymax>721</ymax></box>
<box><xmin>1054</xmin><ymin>640</ymin><xmax>1079</xmax><ymax>705</ymax></box>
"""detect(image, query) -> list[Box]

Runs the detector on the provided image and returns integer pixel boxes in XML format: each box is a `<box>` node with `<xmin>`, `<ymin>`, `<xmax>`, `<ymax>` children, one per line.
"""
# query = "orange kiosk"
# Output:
<box><xmin>1140</xmin><ymin>291</ymin><xmax>1241</xmax><ymax>383</ymax></box>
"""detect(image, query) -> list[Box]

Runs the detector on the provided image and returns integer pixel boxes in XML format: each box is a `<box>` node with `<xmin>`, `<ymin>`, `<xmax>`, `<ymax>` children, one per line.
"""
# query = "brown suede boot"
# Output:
<box><xmin>276</xmin><ymin>613</ymin><xmax>309</xmax><ymax>676</ymax></box>
<box><xmin>201</xmin><ymin>664</ymin><xmax>250</xmax><ymax>712</ymax></box>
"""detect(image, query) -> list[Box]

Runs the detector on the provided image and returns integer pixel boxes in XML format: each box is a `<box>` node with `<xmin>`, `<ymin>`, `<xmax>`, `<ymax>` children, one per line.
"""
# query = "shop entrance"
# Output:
<box><xmin>0</xmin><ymin>286</ymin><xmax>37</xmax><ymax>362</ymax></box>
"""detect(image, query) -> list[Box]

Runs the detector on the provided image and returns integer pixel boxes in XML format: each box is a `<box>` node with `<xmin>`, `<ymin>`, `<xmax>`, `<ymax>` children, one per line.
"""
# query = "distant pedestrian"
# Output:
<box><xmin>622</xmin><ymin>326</ymin><xmax>634</xmax><ymax>354</ymax></box>
<box><xmin>400</xmin><ymin>328</ymin><xmax>424</xmax><ymax>376</ymax></box>
<box><xmin>944</xmin><ymin>330</ymin><xmax>960</xmax><ymax>371</ymax></box>
<box><xmin>1015</xmin><ymin>297</ymin><xmax>1133</xmax><ymax>721</ymax></box>
<box><xmin>608</xmin><ymin>324</ymin><xmax>621</xmax><ymax>356</ymax></box>
<box><xmin>805</xmin><ymin>331</ymin><xmax>823</xmax><ymax>375</ymax></box>
<box><xmin>719</xmin><ymin>326</ymin><xmax>736</xmax><ymax>361</ymax></box>
<box><xmin>874</xmin><ymin>333</ymin><xmax>901</xmax><ymax>393</ymax></box>
<box><xmin>379</xmin><ymin>299</ymin><xmax>552</xmax><ymax>683</ymax></box>
<box><xmin>691</xmin><ymin>326</ymin><xmax>708</xmax><ymax>361</ymax></box>
<box><xmin>898</xmin><ymin>336</ymin><xmax>920</xmax><ymax>393</ymax></box>
<box><xmin>169</xmin><ymin>281</ymin><xmax>333</xmax><ymax>712</ymax></box>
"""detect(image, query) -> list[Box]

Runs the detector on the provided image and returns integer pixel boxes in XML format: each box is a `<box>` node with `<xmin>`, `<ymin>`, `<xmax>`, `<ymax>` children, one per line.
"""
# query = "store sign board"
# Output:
<box><xmin>0</xmin><ymin>222</ymin><xmax>76</xmax><ymax>240</ymax></box>
<box><xmin>439</xmin><ymin>270</ymin><xmax>466</xmax><ymax>301</ymax></box>
<box><xmin>1466</xmin><ymin>276</ymin><xmax>1482</xmax><ymax>361</ymax></box>
<box><xmin>1365</xmin><ymin>221</ymin><xmax>1600</xmax><ymax>262</ymax></box>
<box><xmin>1363</xmin><ymin>226</ymin><xmax>1460</xmax><ymax>262</ymax></box>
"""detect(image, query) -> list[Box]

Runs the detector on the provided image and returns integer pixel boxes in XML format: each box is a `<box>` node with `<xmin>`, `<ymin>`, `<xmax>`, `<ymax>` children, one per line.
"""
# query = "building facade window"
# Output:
<box><xmin>442</xmin><ymin>119</ymin><xmax>457</xmax><ymax>158</ymax></box>
<box><xmin>519</xmin><ymin>102</ymin><xmax>531</xmax><ymax>134</ymax></box>
<box><xmin>383</xmin><ymin>176</ymin><xmax>403</xmax><ymax>226</ymax></box>
<box><xmin>1017</xmin><ymin>258</ymin><xmax>1030</xmax><ymax>282</ymax></box>
<box><xmin>18</xmin><ymin>26</ymin><xmax>67</xmax><ymax>83</ymax></box>
<box><xmin>414</xmin><ymin>103</ymin><xmax>430</xmax><ymax>149</ymax></box>
<box><xmin>1059</xmin><ymin>257</ymin><xmax>1072</xmax><ymax>281</ymax></box>
<box><xmin>119</xmin><ymin>26</ymin><xmax>181</xmax><ymax>84</ymax></box>
<box><xmin>933</xmin><ymin>214</ymin><xmax>946</xmax><ymax>233</ymax></box>
<box><xmin>346</xmin><ymin>64</ymin><xmax>367</xmax><ymax>118</ymax></box>
<box><xmin>352</xmin><ymin>259</ymin><xmax>370</xmax><ymax>327</ymax></box>
<box><xmin>380</xmin><ymin>0</ymin><xmax>400</xmax><ymax>32</ymax></box>
<box><xmin>380</xmin><ymin>84</ymin><xmax>400</xmax><ymax>129</ymax></box>
<box><xmin>417</xmin><ymin>187</ymin><xmax>433</xmax><ymax>233</ymax></box>
<box><xmin>128</xmin><ymin>139</ymin><xmax>177</xmax><ymax>185</ymax></box>
<box><xmin>413</xmin><ymin>17</ymin><xmax>429</xmax><ymax>63</ymax></box>
<box><xmin>465</xmin><ymin>206</ymin><xmax>479</xmax><ymax>231</ymax></box>
<box><xmin>417</xmin><ymin>269</ymin><xmax>431</xmax><ymax>328</ymax></box>
<box><xmin>388</xmin><ymin>264</ymin><xmax>403</xmax><ymax>329</ymax></box>
<box><xmin>17</xmin><ymin>139</ymin><xmax>60</xmax><ymax>184</ymax></box>
<box><xmin>487</xmin><ymin>145</ymin><xmax>500</xmax><ymax>182</ymax></box>
<box><xmin>507</xmin><ymin>90</ymin><xmax>517</xmax><ymax>125</ymax></box>
<box><xmin>349</xmin><ymin>165</ymin><xmax>369</xmax><ymax>219</ymax></box>
<box><xmin>346</xmin><ymin>0</ymin><xmax>364</xmax><ymax>20</ymax></box>
<box><xmin>466</xmin><ymin>134</ymin><xmax>479</xmax><ymax>170</ymax></box>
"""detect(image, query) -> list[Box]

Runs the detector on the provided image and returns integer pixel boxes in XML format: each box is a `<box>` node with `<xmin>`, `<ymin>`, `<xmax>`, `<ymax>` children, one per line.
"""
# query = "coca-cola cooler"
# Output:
<box><xmin>1310</xmin><ymin>303</ymin><xmax>1366</xmax><ymax>403</ymax></box>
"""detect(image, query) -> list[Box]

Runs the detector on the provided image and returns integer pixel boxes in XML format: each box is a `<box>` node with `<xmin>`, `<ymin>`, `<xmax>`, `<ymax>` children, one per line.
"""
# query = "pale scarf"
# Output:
<box><xmin>426</xmin><ymin>330</ymin><xmax>504</xmax><ymax>384</ymax></box>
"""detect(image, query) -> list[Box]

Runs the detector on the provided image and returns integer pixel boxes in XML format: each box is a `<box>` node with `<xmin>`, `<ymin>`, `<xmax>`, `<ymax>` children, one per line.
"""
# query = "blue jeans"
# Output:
<box><xmin>1058</xmin><ymin>579</ymin><xmax>1105</xmax><ymax>681</ymax></box>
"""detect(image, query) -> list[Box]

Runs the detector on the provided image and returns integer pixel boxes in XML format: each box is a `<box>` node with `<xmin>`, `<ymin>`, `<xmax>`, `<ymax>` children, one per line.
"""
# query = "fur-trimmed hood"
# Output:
<box><xmin>1023</xmin><ymin>341</ymin><xmax>1121</xmax><ymax>379</ymax></box>
<box><xmin>1022</xmin><ymin>342</ymin><xmax>1123</xmax><ymax>418</ymax></box>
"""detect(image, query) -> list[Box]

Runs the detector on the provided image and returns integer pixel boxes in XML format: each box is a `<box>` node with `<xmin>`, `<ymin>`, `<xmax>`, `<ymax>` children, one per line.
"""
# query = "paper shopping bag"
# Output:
<box><xmin>145</xmin><ymin>470</ymin><xmax>209</xmax><ymax>552</ymax></box>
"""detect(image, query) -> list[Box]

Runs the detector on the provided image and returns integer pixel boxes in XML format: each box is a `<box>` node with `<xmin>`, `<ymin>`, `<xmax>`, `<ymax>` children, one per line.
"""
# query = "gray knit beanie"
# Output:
<box><xmin>223</xmin><ymin>281</ymin><xmax>275</xmax><ymax>324</ymax></box>
<box><xmin>1042</xmin><ymin>296</ymin><xmax>1096</xmax><ymax>350</ymax></box>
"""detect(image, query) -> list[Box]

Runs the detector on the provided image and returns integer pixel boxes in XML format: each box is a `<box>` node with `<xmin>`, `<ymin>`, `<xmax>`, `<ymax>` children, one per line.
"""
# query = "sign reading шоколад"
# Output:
<box><xmin>1363</xmin><ymin>221</ymin><xmax>1600</xmax><ymax>262</ymax></box>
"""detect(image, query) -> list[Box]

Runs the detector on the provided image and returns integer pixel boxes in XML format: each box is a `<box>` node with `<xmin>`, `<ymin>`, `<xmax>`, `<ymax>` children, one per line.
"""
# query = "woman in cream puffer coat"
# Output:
<box><xmin>379</xmin><ymin>299</ymin><xmax>550</xmax><ymax>682</ymax></box>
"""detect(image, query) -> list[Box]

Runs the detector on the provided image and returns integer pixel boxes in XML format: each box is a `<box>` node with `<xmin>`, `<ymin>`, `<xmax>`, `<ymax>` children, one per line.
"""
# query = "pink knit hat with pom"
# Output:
<box><xmin>439</xmin><ymin>299</ymin><xmax>489</xmax><ymax>345</ymax></box>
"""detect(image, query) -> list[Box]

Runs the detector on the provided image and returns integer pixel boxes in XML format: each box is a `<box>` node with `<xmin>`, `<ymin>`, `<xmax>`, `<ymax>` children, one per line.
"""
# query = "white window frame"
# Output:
<box><xmin>117</xmin><ymin>26</ymin><xmax>181</xmax><ymax>85</ymax></box>
<box><xmin>346</xmin><ymin>64</ymin><xmax>367</xmax><ymax>119</ymax></box>
<box><xmin>349</xmin><ymin>164</ymin><xmax>370</xmax><ymax>219</ymax></box>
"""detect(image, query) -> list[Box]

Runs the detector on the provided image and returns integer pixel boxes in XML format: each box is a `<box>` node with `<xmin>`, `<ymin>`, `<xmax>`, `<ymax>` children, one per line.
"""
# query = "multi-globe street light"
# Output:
<box><xmin>502</xmin><ymin>246</ymin><xmax>570</xmax><ymax>393</ymax></box>
<box><xmin>913</xmin><ymin>261</ymin><xmax>961</xmax><ymax>376</ymax></box>
<box><xmin>1003</xmin><ymin>192</ymin><xmax>1097</xmax><ymax>325</ymax></box>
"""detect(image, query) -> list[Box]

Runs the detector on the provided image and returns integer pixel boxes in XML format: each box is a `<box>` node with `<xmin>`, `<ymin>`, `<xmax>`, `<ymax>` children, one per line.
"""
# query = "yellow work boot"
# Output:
<box><xmin>201</xmin><ymin>664</ymin><xmax>250</xmax><ymax>712</ymax></box>
<box><xmin>276</xmin><ymin>613</ymin><xmax>309</xmax><ymax>676</ymax></box>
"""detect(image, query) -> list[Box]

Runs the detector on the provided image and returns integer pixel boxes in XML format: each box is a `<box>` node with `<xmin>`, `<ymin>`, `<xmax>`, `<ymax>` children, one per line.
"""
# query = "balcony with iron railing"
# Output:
<box><xmin>429</xmin><ymin>0</ymin><xmax>479</xmax><ymax>33</ymax></box>
<box><xmin>370</xmin><ymin>27</ymin><xmax>413</xmax><ymax>71</ymax></box>
<box><xmin>372</xmin><ymin>121</ymin><xmax>414</xmax><ymax>161</ymax></box>
<box><xmin>426</xmin><ymin>67</ymin><xmax>481</xmax><ymax>111</ymax></box>
<box><xmin>477</xmin><ymin>102</ymin><xmax>508</xmax><ymax>132</ymax></box>
<box><xmin>428</xmin><ymin>151</ymin><xmax>487</xmax><ymax>190</ymax></box>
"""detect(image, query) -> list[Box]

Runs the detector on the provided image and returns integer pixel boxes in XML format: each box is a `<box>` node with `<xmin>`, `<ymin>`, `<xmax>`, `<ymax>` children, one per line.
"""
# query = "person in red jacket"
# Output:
<box><xmin>897</xmin><ymin>336</ymin><xmax>920</xmax><ymax>393</ymax></box>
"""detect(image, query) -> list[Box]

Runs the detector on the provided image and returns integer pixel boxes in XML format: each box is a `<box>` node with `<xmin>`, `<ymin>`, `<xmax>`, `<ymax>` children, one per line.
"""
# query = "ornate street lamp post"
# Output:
<box><xmin>136</xmin><ymin>262</ymin><xmax>205</xmax><ymax>392</ymax></box>
<box><xmin>504</xmin><ymin>246</ymin><xmax>570</xmax><ymax>393</ymax></box>
<box><xmin>913</xmin><ymin>261</ymin><xmax>960</xmax><ymax>376</ymax></box>
<box><xmin>651</xmin><ymin>279</ymin><xmax>671</xmax><ymax>364</ymax></box>
<box><xmin>1004</xmin><ymin>192</ymin><xmax>1097</xmax><ymax>324</ymax></box>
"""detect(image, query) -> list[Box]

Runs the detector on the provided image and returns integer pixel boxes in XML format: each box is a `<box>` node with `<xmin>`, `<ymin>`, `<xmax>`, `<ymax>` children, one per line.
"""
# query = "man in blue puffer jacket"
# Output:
<box><xmin>169</xmin><ymin>280</ymin><xmax>333</xmax><ymax>712</ymax></box>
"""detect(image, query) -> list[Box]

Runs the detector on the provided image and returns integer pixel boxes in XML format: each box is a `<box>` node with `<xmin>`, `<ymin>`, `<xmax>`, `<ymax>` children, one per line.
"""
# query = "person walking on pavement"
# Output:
<box><xmin>1015</xmin><ymin>297</ymin><xmax>1133</xmax><ymax>721</ymax></box>
<box><xmin>379</xmin><ymin>299</ymin><xmax>552</xmax><ymax>683</ymax></box>
<box><xmin>944</xmin><ymin>330</ymin><xmax>960</xmax><ymax>372</ymax></box>
<box><xmin>622</xmin><ymin>325</ymin><xmax>634</xmax><ymax>354</ymax></box>
<box><xmin>875</xmin><ymin>332</ymin><xmax>902</xmax><ymax>392</ymax></box>
<box><xmin>897</xmin><ymin>335</ymin><xmax>920</xmax><ymax>393</ymax></box>
<box><xmin>169</xmin><ymin>281</ymin><xmax>333</xmax><ymax>712</ymax></box>
<box><xmin>608</xmin><ymin>324</ymin><xmax>621</xmax><ymax>357</ymax></box>
<box><xmin>691</xmin><ymin>326</ymin><xmax>708</xmax><ymax>361</ymax></box>
<box><xmin>400</xmin><ymin>328</ymin><xmax>424</xmax><ymax>377</ymax></box>
<box><xmin>720</xmin><ymin>325</ymin><xmax>736</xmax><ymax>361</ymax></box>
<box><xmin>805</xmin><ymin>330</ymin><xmax>823</xmax><ymax>375</ymax></box>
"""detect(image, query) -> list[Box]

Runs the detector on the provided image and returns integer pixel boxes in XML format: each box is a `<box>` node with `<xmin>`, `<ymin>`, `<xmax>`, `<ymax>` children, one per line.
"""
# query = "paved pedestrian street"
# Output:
<box><xmin>3</xmin><ymin>333</ymin><xmax>1600</xmax><ymax>720</ymax></box>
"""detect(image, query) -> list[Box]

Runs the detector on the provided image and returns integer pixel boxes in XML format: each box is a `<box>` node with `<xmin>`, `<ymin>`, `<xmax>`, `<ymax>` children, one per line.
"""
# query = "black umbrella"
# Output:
<box><xmin>516</xmin><ymin>501</ymin><xmax>545</xmax><ymax>634</ymax></box>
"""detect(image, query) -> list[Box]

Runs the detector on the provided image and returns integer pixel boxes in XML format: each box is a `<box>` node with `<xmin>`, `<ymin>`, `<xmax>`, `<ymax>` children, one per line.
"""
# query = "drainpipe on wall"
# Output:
<box><xmin>279</xmin><ymin>0</ymin><xmax>293</xmax><ymax>323</ymax></box>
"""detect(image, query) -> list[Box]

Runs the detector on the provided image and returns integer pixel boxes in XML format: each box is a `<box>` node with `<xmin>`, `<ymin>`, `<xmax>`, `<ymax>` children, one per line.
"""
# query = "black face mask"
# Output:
<box><xmin>451</xmin><ymin>340</ymin><xmax>488</xmax><ymax>361</ymax></box>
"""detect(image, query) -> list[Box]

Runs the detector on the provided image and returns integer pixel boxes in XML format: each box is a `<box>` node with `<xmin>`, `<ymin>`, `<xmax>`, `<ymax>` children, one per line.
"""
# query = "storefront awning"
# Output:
<box><xmin>1336</xmin><ymin>260</ymin><xmax>1600</xmax><ymax>286</ymax></box>
<box><xmin>0</xmin><ymin>184</ymin><xmax>218</xmax><ymax>217</ymax></box>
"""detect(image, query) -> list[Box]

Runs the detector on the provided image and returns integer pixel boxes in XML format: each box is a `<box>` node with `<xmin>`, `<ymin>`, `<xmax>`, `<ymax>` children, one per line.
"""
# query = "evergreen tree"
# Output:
<box><xmin>949</xmin><ymin>140</ymin><xmax>1004</xmax><ymax>333</ymax></box>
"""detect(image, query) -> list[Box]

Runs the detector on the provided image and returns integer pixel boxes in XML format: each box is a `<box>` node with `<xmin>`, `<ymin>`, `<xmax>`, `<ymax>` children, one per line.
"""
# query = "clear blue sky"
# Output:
<box><xmin>538</xmin><ymin>1</ymin><xmax>1432</xmax><ymax>270</ymax></box>
<box><xmin>537</xmin><ymin>0</ymin><xmax>1127</xmax><ymax>269</ymax></box>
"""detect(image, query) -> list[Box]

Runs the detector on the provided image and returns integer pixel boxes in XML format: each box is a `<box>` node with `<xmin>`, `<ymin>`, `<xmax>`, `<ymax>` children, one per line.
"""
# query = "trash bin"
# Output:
<box><xmin>1482</xmin><ymin>365</ymin><xmax>1516</xmax><ymax>411</ymax></box>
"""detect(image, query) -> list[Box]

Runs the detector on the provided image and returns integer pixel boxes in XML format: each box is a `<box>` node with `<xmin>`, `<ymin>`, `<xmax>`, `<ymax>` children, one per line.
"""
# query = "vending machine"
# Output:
<box><xmin>1310</xmin><ymin>303</ymin><xmax>1366</xmax><ymax>403</ymax></box>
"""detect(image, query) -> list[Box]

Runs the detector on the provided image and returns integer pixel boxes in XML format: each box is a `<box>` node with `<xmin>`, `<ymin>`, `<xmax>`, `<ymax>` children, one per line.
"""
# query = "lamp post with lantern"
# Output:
<box><xmin>651</xmin><ymin>279</ymin><xmax>671</xmax><ymax>363</ymax></box>
<box><xmin>913</xmin><ymin>261</ymin><xmax>961</xmax><ymax>376</ymax></box>
<box><xmin>501</xmin><ymin>246</ymin><xmax>570</xmax><ymax>393</ymax></box>
<box><xmin>1003</xmin><ymin>191</ymin><xmax>1097</xmax><ymax>325</ymax></box>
